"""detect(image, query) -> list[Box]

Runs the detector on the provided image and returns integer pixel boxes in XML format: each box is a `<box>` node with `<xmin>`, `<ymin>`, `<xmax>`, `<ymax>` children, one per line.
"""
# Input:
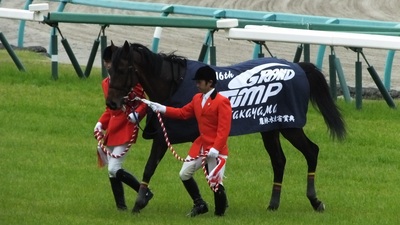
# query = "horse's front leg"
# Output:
<box><xmin>261</xmin><ymin>131</ymin><xmax>285</xmax><ymax>211</ymax></box>
<box><xmin>133</xmin><ymin>134</ymin><xmax>168</xmax><ymax>213</ymax></box>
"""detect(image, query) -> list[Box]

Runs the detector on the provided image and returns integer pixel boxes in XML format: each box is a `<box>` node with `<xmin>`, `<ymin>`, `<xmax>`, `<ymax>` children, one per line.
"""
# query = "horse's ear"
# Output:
<box><xmin>109</xmin><ymin>40</ymin><xmax>118</xmax><ymax>53</ymax></box>
<box><xmin>122</xmin><ymin>40</ymin><xmax>130</xmax><ymax>52</ymax></box>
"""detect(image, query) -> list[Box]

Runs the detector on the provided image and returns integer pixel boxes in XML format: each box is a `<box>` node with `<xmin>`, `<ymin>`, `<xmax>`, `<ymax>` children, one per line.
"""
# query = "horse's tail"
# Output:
<box><xmin>298</xmin><ymin>62</ymin><xmax>346</xmax><ymax>141</ymax></box>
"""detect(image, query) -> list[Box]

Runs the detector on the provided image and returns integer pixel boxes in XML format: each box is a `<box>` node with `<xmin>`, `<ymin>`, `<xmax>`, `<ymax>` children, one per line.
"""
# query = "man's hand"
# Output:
<box><xmin>149</xmin><ymin>102</ymin><xmax>166</xmax><ymax>113</ymax></box>
<box><xmin>94</xmin><ymin>122</ymin><xmax>102</xmax><ymax>132</ymax></box>
<box><xmin>142</xmin><ymin>100</ymin><xmax>166</xmax><ymax>113</ymax></box>
<box><xmin>128</xmin><ymin>112</ymin><xmax>139</xmax><ymax>123</ymax></box>
<box><xmin>207</xmin><ymin>147</ymin><xmax>219</xmax><ymax>158</ymax></box>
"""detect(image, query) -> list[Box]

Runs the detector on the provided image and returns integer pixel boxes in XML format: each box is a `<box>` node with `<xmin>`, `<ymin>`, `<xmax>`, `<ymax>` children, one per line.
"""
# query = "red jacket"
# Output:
<box><xmin>98</xmin><ymin>77</ymin><xmax>147</xmax><ymax>146</ymax></box>
<box><xmin>164</xmin><ymin>90</ymin><xmax>232</xmax><ymax>158</ymax></box>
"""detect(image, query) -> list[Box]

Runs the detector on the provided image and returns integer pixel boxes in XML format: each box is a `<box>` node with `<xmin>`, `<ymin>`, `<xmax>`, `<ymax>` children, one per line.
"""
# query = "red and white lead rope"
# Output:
<box><xmin>201</xmin><ymin>155</ymin><xmax>226</xmax><ymax>192</ymax></box>
<box><xmin>155</xmin><ymin>111</ymin><xmax>199</xmax><ymax>162</ymax></box>
<box><xmin>94</xmin><ymin>124</ymin><xmax>138</xmax><ymax>158</ymax></box>
<box><xmin>135</xmin><ymin>97</ymin><xmax>225</xmax><ymax>192</ymax></box>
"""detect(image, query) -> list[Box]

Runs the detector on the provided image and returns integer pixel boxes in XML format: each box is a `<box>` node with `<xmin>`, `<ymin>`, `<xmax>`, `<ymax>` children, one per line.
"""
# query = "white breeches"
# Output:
<box><xmin>107</xmin><ymin>144</ymin><xmax>129</xmax><ymax>178</ymax></box>
<box><xmin>179</xmin><ymin>154</ymin><xmax>227</xmax><ymax>184</ymax></box>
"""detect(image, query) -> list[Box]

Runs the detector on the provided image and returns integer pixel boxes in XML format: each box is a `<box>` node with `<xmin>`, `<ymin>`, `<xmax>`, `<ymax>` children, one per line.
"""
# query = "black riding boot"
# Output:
<box><xmin>109</xmin><ymin>177</ymin><xmax>127</xmax><ymax>210</ymax></box>
<box><xmin>214</xmin><ymin>185</ymin><xmax>227</xmax><ymax>216</ymax></box>
<box><xmin>116</xmin><ymin>169</ymin><xmax>140</xmax><ymax>192</ymax></box>
<box><xmin>182</xmin><ymin>178</ymin><xmax>208</xmax><ymax>217</ymax></box>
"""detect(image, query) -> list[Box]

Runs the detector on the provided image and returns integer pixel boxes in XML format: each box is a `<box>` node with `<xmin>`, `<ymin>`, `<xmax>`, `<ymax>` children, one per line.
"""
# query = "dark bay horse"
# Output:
<box><xmin>106</xmin><ymin>41</ymin><xmax>346</xmax><ymax>213</ymax></box>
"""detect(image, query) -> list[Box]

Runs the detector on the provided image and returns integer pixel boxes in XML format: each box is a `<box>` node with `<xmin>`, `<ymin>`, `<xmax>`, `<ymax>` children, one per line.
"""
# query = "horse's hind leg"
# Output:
<box><xmin>260</xmin><ymin>130</ymin><xmax>286</xmax><ymax>211</ymax></box>
<box><xmin>280</xmin><ymin>128</ymin><xmax>325</xmax><ymax>212</ymax></box>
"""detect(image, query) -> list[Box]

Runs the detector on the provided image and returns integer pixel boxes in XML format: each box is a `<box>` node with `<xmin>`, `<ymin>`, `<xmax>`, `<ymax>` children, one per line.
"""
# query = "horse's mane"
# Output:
<box><xmin>128</xmin><ymin>43</ymin><xmax>187</xmax><ymax>84</ymax></box>
<box><xmin>131</xmin><ymin>43</ymin><xmax>187</xmax><ymax>68</ymax></box>
<box><xmin>158</xmin><ymin>51</ymin><xmax>187</xmax><ymax>66</ymax></box>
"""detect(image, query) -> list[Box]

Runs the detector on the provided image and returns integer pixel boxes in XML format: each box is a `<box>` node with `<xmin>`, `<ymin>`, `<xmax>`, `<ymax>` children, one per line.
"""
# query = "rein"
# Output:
<box><xmin>94</xmin><ymin>127</ymin><xmax>137</xmax><ymax>159</ymax></box>
<box><xmin>135</xmin><ymin>97</ymin><xmax>224</xmax><ymax>192</ymax></box>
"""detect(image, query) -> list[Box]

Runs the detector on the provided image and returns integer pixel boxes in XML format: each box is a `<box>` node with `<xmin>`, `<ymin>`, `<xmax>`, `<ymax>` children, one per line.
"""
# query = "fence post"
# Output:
<box><xmin>51</xmin><ymin>33</ymin><xmax>58</xmax><ymax>80</ymax></box>
<box><xmin>100</xmin><ymin>35</ymin><xmax>108</xmax><ymax>78</ymax></box>
<box><xmin>0</xmin><ymin>32</ymin><xmax>26</xmax><ymax>71</ymax></box>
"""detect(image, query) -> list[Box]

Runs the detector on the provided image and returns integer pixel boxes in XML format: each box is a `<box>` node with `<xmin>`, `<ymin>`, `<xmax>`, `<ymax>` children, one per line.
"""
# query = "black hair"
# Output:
<box><xmin>102</xmin><ymin>46</ymin><xmax>113</xmax><ymax>61</ymax></box>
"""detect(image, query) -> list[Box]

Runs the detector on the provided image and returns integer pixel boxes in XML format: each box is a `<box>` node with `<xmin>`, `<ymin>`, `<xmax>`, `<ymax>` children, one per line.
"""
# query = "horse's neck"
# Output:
<box><xmin>166</xmin><ymin>59</ymin><xmax>186</xmax><ymax>85</ymax></box>
<box><xmin>141</xmin><ymin>60</ymin><xmax>185</xmax><ymax>103</ymax></box>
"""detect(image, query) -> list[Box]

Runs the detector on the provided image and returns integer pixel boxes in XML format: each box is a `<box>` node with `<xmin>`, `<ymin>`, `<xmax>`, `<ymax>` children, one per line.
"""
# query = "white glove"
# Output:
<box><xmin>149</xmin><ymin>102</ymin><xmax>166</xmax><ymax>113</ymax></box>
<box><xmin>128</xmin><ymin>112</ymin><xmax>139</xmax><ymax>124</ymax></box>
<box><xmin>207</xmin><ymin>147</ymin><xmax>219</xmax><ymax>158</ymax></box>
<box><xmin>140</xmin><ymin>99</ymin><xmax>166</xmax><ymax>113</ymax></box>
<box><xmin>141</xmin><ymin>99</ymin><xmax>151</xmax><ymax>105</ymax></box>
<box><xmin>94</xmin><ymin>122</ymin><xmax>102</xmax><ymax>132</ymax></box>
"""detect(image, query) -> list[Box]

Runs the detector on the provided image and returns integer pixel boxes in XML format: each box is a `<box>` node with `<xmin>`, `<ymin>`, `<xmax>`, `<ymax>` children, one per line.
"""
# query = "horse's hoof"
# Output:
<box><xmin>132</xmin><ymin>206</ymin><xmax>141</xmax><ymax>214</ymax></box>
<box><xmin>309</xmin><ymin>198</ymin><xmax>325</xmax><ymax>212</ymax></box>
<box><xmin>132</xmin><ymin>187</ymin><xmax>153</xmax><ymax>213</ymax></box>
<box><xmin>132</xmin><ymin>198</ymin><xmax>147</xmax><ymax>213</ymax></box>
<box><xmin>267</xmin><ymin>205</ymin><xmax>279</xmax><ymax>211</ymax></box>
<box><xmin>132</xmin><ymin>198</ymin><xmax>146</xmax><ymax>213</ymax></box>
<box><xmin>314</xmin><ymin>202</ymin><xmax>325</xmax><ymax>212</ymax></box>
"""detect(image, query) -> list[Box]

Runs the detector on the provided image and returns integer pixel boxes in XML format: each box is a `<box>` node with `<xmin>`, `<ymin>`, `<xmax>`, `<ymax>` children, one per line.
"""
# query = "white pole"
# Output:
<box><xmin>0</xmin><ymin>3</ymin><xmax>48</xmax><ymax>21</ymax></box>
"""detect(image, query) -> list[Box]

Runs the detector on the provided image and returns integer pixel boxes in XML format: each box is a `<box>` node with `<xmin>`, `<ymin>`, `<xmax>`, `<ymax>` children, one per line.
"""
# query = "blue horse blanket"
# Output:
<box><xmin>144</xmin><ymin>57</ymin><xmax>309</xmax><ymax>143</ymax></box>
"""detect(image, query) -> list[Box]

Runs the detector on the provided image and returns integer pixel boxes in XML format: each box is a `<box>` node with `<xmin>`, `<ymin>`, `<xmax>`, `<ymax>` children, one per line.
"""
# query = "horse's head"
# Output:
<box><xmin>106</xmin><ymin>41</ymin><xmax>140</xmax><ymax>110</ymax></box>
<box><xmin>106</xmin><ymin>41</ymin><xmax>188</xmax><ymax>109</ymax></box>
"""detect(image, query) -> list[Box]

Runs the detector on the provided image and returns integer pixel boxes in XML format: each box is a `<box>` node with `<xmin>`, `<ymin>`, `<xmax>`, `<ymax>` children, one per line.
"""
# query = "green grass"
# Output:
<box><xmin>1</xmin><ymin>50</ymin><xmax>399</xmax><ymax>225</ymax></box>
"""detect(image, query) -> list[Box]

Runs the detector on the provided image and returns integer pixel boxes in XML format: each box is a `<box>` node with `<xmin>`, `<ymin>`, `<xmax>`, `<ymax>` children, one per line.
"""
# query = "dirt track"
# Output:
<box><xmin>1</xmin><ymin>0</ymin><xmax>400</xmax><ymax>90</ymax></box>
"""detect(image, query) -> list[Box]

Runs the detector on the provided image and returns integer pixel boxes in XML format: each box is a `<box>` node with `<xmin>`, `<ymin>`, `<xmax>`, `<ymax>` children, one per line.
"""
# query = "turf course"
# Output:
<box><xmin>0</xmin><ymin>50</ymin><xmax>399</xmax><ymax>225</ymax></box>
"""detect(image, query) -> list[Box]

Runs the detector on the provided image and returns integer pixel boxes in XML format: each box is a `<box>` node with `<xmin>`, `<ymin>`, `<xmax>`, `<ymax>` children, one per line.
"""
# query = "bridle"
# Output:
<box><xmin>115</xmin><ymin>45</ymin><xmax>164</xmax><ymax>103</ymax></box>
